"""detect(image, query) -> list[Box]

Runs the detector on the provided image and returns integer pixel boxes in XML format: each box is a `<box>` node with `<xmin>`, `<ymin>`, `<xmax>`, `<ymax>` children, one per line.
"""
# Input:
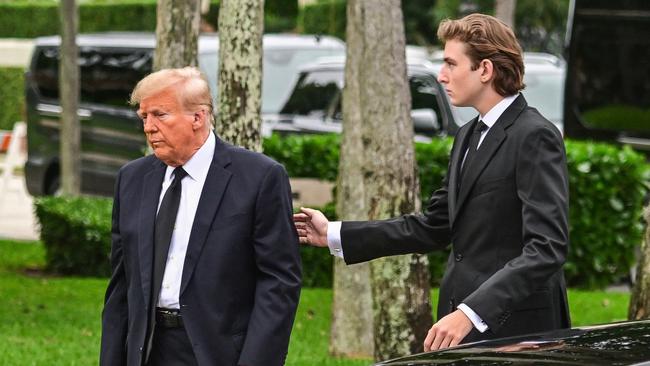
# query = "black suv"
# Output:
<box><xmin>24</xmin><ymin>32</ymin><xmax>344</xmax><ymax>196</ymax></box>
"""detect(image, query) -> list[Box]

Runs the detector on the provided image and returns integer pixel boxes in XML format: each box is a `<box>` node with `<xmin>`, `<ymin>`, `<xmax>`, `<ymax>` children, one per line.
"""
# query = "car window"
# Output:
<box><xmin>199</xmin><ymin>48</ymin><xmax>345</xmax><ymax>114</ymax></box>
<box><xmin>410</xmin><ymin>73</ymin><xmax>444</xmax><ymax>128</ymax></box>
<box><xmin>569</xmin><ymin>17</ymin><xmax>650</xmax><ymax>132</ymax></box>
<box><xmin>263</xmin><ymin>49</ymin><xmax>345</xmax><ymax>113</ymax></box>
<box><xmin>279</xmin><ymin>70</ymin><xmax>343</xmax><ymax>118</ymax></box>
<box><xmin>33</xmin><ymin>47</ymin><xmax>152</xmax><ymax>107</ymax></box>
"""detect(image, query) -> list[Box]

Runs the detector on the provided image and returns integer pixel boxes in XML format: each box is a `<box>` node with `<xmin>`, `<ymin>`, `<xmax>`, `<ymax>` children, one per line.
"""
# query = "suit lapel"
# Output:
<box><xmin>452</xmin><ymin>95</ymin><xmax>527</xmax><ymax>224</ymax></box>
<box><xmin>448</xmin><ymin>117</ymin><xmax>476</xmax><ymax>225</ymax></box>
<box><xmin>138</xmin><ymin>160</ymin><xmax>166</xmax><ymax>307</ymax></box>
<box><xmin>180</xmin><ymin>136</ymin><xmax>233</xmax><ymax>295</ymax></box>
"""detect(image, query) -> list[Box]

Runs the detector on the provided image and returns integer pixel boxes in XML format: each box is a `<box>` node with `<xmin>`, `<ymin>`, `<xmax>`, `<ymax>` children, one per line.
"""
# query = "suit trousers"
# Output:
<box><xmin>147</xmin><ymin>324</ymin><xmax>198</xmax><ymax>366</ymax></box>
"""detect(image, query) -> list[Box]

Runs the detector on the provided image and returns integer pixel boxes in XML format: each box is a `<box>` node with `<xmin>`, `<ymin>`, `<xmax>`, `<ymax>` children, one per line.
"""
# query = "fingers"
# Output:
<box><xmin>300</xmin><ymin>207</ymin><xmax>319</xmax><ymax>217</ymax></box>
<box><xmin>423</xmin><ymin>327</ymin><xmax>435</xmax><ymax>351</ymax></box>
<box><xmin>293</xmin><ymin>212</ymin><xmax>309</xmax><ymax>222</ymax></box>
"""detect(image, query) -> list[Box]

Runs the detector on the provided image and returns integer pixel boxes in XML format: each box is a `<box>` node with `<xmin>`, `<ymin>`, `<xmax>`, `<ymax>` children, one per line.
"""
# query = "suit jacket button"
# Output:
<box><xmin>455</xmin><ymin>253</ymin><xmax>463</xmax><ymax>262</ymax></box>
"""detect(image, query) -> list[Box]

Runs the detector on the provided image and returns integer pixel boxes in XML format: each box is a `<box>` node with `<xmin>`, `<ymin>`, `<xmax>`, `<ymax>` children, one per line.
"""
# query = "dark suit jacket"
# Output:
<box><xmin>341</xmin><ymin>95</ymin><xmax>570</xmax><ymax>341</ymax></box>
<box><xmin>100</xmin><ymin>135</ymin><xmax>302</xmax><ymax>366</ymax></box>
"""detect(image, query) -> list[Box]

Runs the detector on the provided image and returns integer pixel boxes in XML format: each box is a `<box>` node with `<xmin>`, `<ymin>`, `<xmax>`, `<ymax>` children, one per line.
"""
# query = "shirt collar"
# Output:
<box><xmin>479</xmin><ymin>94</ymin><xmax>519</xmax><ymax>129</ymax></box>
<box><xmin>164</xmin><ymin>132</ymin><xmax>215</xmax><ymax>182</ymax></box>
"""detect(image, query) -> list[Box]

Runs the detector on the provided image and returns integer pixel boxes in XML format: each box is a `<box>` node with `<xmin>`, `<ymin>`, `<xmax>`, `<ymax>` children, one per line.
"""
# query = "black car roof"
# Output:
<box><xmin>377</xmin><ymin>320</ymin><xmax>650</xmax><ymax>366</ymax></box>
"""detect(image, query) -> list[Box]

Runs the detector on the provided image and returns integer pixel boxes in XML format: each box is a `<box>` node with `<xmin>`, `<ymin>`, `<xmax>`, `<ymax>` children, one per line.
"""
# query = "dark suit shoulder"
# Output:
<box><xmin>118</xmin><ymin>154</ymin><xmax>160</xmax><ymax>177</ymax></box>
<box><xmin>513</xmin><ymin>106</ymin><xmax>563</xmax><ymax>139</ymax></box>
<box><xmin>222</xmin><ymin>142</ymin><xmax>285</xmax><ymax>174</ymax></box>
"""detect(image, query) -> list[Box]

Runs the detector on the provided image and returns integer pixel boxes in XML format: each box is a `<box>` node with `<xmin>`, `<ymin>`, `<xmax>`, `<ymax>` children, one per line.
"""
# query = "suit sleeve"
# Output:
<box><xmin>340</xmin><ymin>171</ymin><xmax>452</xmax><ymax>265</ymax></box>
<box><xmin>463</xmin><ymin>125</ymin><xmax>569</xmax><ymax>332</ymax></box>
<box><xmin>238</xmin><ymin>163</ymin><xmax>302</xmax><ymax>366</ymax></box>
<box><xmin>99</xmin><ymin>170</ymin><xmax>128</xmax><ymax>366</ymax></box>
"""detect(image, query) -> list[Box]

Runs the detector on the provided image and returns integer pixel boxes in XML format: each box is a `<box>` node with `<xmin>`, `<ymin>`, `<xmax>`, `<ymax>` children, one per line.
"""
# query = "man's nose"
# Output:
<box><xmin>142</xmin><ymin>117</ymin><xmax>157</xmax><ymax>132</ymax></box>
<box><xmin>437</xmin><ymin>66</ymin><xmax>448</xmax><ymax>84</ymax></box>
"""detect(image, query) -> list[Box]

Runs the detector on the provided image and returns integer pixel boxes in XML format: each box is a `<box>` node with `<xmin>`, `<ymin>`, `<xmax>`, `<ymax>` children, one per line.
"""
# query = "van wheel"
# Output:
<box><xmin>46</xmin><ymin>176</ymin><xmax>62</xmax><ymax>196</ymax></box>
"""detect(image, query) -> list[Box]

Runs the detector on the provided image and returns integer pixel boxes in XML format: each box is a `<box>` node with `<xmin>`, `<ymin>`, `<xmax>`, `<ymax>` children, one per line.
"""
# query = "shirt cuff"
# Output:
<box><xmin>457</xmin><ymin>303</ymin><xmax>488</xmax><ymax>333</ymax></box>
<box><xmin>327</xmin><ymin>221</ymin><xmax>344</xmax><ymax>259</ymax></box>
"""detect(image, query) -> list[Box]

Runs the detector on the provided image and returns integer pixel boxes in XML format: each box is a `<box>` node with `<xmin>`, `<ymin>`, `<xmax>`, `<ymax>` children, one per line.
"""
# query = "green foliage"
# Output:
<box><xmin>298</xmin><ymin>0</ymin><xmax>346</xmax><ymax>40</ymax></box>
<box><xmin>0</xmin><ymin>67</ymin><xmax>24</xmax><ymax>131</ymax></box>
<box><xmin>0</xmin><ymin>0</ymin><xmax>297</xmax><ymax>38</ymax></box>
<box><xmin>263</xmin><ymin>133</ymin><xmax>340</xmax><ymax>181</ymax></box>
<box><xmin>299</xmin><ymin>0</ymin><xmax>439</xmax><ymax>46</ymax></box>
<box><xmin>265</xmin><ymin>0</ymin><xmax>299</xmax><ymax>32</ymax></box>
<box><xmin>564</xmin><ymin>141</ymin><xmax>648</xmax><ymax>288</ymax></box>
<box><xmin>34</xmin><ymin>196</ymin><xmax>113</xmax><ymax>277</ymax></box>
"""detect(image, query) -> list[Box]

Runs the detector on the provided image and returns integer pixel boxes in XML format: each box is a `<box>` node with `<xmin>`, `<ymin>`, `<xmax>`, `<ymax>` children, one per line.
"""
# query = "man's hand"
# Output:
<box><xmin>293</xmin><ymin>207</ymin><xmax>329</xmax><ymax>247</ymax></box>
<box><xmin>423</xmin><ymin>310</ymin><xmax>473</xmax><ymax>351</ymax></box>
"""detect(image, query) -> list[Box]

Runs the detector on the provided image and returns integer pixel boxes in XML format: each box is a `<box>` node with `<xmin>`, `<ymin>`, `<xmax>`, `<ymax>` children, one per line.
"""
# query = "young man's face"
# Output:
<box><xmin>437</xmin><ymin>39</ymin><xmax>484</xmax><ymax>108</ymax></box>
<box><xmin>137</xmin><ymin>87</ymin><xmax>202</xmax><ymax>167</ymax></box>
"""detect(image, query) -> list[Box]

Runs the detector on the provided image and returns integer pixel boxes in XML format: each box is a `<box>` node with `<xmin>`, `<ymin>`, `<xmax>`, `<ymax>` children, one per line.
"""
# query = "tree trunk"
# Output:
<box><xmin>495</xmin><ymin>0</ymin><xmax>516</xmax><ymax>29</ymax></box>
<box><xmin>629</xmin><ymin>205</ymin><xmax>650</xmax><ymax>319</ymax></box>
<box><xmin>59</xmin><ymin>0</ymin><xmax>80</xmax><ymax>196</ymax></box>
<box><xmin>216</xmin><ymin>0</ymin><xmax>264</xmax><ymax>152</ymax></box>
<box><xmin>335</xmin><ymin>0</ymin><xmax>433</xmax><ymax>361</ymax></box>
<box><xmin>154</xmin><ymin>0</ymin><xmax>201</xmax><ymax>70</ymax></box>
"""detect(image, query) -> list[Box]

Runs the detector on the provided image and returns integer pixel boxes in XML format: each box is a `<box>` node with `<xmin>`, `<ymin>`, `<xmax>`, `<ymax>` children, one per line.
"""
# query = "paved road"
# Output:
<box><xmin>0</xmin><ymin>174</ymin><xmax>39</xmax><ymax>241</ymax></box>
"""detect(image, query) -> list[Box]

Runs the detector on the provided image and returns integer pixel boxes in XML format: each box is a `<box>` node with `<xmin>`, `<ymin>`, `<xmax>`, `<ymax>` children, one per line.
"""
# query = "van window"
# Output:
<box><xmin>567</xmin><ymin>3</ymin><xmax>650</xmax><ymax>133</ymax></box>
<box><xmin>32</xmin><ymin>47</ymin><xmax>152</xmax><ymax>107</ymax></box>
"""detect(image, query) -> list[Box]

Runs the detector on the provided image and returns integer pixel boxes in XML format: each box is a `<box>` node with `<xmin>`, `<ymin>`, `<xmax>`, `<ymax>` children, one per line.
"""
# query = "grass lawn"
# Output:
<box><xmin>0</xmin><ymin>240</ymin><xmax>632</xmax><ymax>365</ymax></box>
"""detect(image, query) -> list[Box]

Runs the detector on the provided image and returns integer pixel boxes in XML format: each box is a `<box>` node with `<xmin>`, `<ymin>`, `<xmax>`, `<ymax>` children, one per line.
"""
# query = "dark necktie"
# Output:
<box><xmin>146</xmin><ymin>166</ymin><xmax>187</xmax><ymax>361</ymax></box>
<box><xmin>460</xmin><ymin>120</ymin><xmax>488</xmax><ymax>185</ymax></box>
<box><xmin>152</xmin><ymin>166</ymin><xmax>188</xmax><ymax>306</ymax></box>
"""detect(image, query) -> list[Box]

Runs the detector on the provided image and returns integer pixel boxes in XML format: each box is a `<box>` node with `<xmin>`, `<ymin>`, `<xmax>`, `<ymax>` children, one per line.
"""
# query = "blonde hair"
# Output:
<box><xmin>437</xmin><ymin>13</ymin><xmax>525</xmax><ymax>96</ymax></box>
<box><xmin>130</xmin><ymin>67</ymin><xmax>214</xmax><ymax>123</ymax></box>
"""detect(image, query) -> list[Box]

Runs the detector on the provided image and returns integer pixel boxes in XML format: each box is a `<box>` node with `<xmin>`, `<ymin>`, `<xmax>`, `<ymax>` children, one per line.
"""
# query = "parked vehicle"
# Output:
<box><xmin>376</xmin><ymin>320</ymin><xmax>650</xmax><ymax>366</ymax></box>
<box><xmin>24</xmin><ymin>32</ymin><xmax>344</xmax><ymax>196</ymax></box>
<box><xmin>563</xmin><ymin>0</ymin><xmax>650</xmax><ymax>151</ymax></box>
<box><xmin>268</xmin><ymin>55</ymin><xmax>461</xmax><ymax>139</ymax></box>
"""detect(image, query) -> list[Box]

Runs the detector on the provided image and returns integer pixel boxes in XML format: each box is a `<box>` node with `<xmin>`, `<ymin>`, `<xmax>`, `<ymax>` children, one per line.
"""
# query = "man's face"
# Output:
<box><xmin>437</xmin><ymin>39</ymin><xmax>484</xmax><ymax>108</ymax></box>
<box><xmin>137</xmin><ymin>87</ymin><xmax>200</xmax><ymax>167</ymax></box>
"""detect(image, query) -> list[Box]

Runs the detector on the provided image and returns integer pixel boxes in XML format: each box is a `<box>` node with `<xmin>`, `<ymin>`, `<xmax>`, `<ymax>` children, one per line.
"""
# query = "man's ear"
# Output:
<box><xmin>192</xmin><ymin>109</ymin><xmax>206</xmax><ymax>131</ymax></box>
<box><xmin>480</xmin><ymin>59</ymin><xmax>494</xmax><ymax>83</ymax></box>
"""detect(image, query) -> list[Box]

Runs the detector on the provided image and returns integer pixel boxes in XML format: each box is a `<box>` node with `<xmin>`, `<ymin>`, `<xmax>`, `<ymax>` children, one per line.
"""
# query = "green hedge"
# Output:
<box><xmin>0</xmin><ymin>0</ymin><xmax>297</xmax><ymax>38</ymax></box>
<box><xmin>34</xmin><ymin>134</ymin><xmax>648</xmax><ymax>289</ymax></box>
<box><xmin>564</xmin><ymin>141</ymin><xmax>648</xmax><ymax>288</ymax></box>
<box><xmin>298</xmin><ymin>0</ymin><xmax>346</xmax><ymax>40</ymax></box>
<box><xmin>0</xmin><ymin>67</ymin><xmax>24</xmax><ymax>130</ymax></box>
<box><xmin>34</xmin><ymin>196</ymin><xmax>113</xmax><ymax>277</ymax></box>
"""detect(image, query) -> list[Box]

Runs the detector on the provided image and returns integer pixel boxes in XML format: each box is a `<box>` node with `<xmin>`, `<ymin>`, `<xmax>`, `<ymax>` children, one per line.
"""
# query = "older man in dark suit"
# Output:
<box><xmin>100</xmin><ymin>67</ymin><xmax>301</xmax><ymax>366</ymax></box>
<box><xmin>295</xmin><ymin>13</ymin><xmax>570</xmax><ymax>351</ymax></box>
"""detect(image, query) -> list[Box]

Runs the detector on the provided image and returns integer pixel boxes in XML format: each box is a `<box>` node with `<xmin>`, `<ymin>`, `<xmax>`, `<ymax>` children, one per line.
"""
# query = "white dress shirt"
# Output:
<box><xmin>326</xmin><ymin>94</ymin><xmax>519</xmax><ymax>333</ymax></box>
<box><xmin>156</xmin><ymin>132</ymin><xmax>215</xmax><ymax>309</ymax></box>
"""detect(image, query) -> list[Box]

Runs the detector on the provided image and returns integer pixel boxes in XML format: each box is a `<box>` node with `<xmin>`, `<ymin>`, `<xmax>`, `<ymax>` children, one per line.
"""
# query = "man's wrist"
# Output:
<box><xmin>326</xmin><ymin>221</ymin><xmax>343</xmax><ymax>258</ymax></box>
<box><xmin>457</xmin><ymin>303</ymin><xmax>488</xmax><ymax>333</ymax></box>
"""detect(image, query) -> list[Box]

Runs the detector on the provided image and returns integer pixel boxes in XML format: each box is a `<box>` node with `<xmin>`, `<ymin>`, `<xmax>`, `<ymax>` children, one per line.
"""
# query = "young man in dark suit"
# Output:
<box><xmin>295</xmin><ymin>13</ymin><xmax>570</xmax><ymax>351</ymax></box>
<box><xmin>100</xmin><ymin>67</ymin><xmax>301</xmax><ymax>366</ymax></box>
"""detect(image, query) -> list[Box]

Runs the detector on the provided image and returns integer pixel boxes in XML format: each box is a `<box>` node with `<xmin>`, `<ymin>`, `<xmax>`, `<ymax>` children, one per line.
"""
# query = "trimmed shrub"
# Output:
<box><xmin>34</xmin><ymin>196</ymin><xmax>113</xmax><ymax>277</ymax></box>
<box><xmin>0</xmin><ymin>67</ymin><xmax>24</xmax><ymax>130</ymax></box>
<box><xmin>564</xmin><ymin>141</ymin><xmax>648</xmax><ymax>288</ymax></box>
<box><xmin>0</xmin><ymin>0</ymin><xmax>297</xmax><ymax>38</ymax></box>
